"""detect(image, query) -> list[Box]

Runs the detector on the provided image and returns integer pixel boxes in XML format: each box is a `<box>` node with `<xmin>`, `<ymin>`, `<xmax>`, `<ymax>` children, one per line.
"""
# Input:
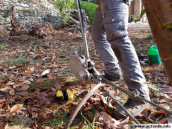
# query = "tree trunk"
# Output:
<box><xmin>142</xmin><ymin>0</ymin><xmax>172</xmax><ymax>85</ymax></box>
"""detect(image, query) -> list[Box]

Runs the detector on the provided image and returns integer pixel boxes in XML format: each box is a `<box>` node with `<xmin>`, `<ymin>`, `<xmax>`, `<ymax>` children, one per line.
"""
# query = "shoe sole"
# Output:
<box><xmin>113</xmin><ymin>103</ymin><xmax>151</xmax><ymax>120</ymax></box>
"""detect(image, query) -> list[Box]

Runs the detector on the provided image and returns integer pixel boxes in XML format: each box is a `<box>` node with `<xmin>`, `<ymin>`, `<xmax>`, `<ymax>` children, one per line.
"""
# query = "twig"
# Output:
<box><xmin>64</xmin><ymin>83</ymin><xmax>105</xmax><ymax>129</ymax></box>
<box><xmin>57</xmin><ymin>100</ymin><xmax>72</xmax><ymax>110</ymax></box>
<box><xmin>69</xmin><ymin>16</ymin><xmax>80</xmax><ymax>25</ymax></box>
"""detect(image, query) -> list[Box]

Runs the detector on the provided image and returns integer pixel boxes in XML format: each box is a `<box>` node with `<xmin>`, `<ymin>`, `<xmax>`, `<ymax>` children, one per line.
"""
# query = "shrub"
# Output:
<box><xmin>72</xmin><ymin>1</ymin><xmax>98</xmax><ymax>24</ymax></box>
<box><xmin>54</xmin><ymin>0</ymin><xmax>75</xmax><ymax>24</ymax></box>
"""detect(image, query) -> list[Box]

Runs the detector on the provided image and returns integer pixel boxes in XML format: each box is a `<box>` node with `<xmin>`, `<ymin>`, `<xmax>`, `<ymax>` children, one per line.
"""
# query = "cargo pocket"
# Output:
<box><xmin>103</xmin><ymin>13</ymin><xmax>127</xmax><ymax>42</ymax></box>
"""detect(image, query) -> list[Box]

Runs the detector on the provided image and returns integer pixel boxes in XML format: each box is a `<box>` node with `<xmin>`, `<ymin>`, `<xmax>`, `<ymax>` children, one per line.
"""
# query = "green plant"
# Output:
<box><xmin>130</xmin><ymin>14</ymin><xmax>137</xmax><ymax>21</ymax></box>
<box><xmin>139</xmin><ymin>9</ymin><xmax>146</xmax><ymax>20</ymax></box>
<box><xmin>167</xmin><ymin>23</ymin><xmax>172</xmax><ymax>30</ymax></box>
<box><xmin>8</xmin><ymin>116</ymin><xmax>33</xmax><ymax>128</ymax></box>
<box><xmin>0</xmin><ymin>75</ymin><xmax>7</xmax><ymax>79</ymax></box>
<box><xmin>140</xmin><ymin>29</ymin><xmax>145</xmax><ymax>33</ymax></box>
<box><xmin>145</xmin><ymin>35</ymin><xmax>153</xmax><ymax>40</ymax></box>
<box><xmin>81</xmin><ymin>112</ymin><xmax>95</xmax><ymax>129</ymax></box>
<box><xmin>54</xmin><ymin>0</ymin><xmax>75</xmax><ymax>24</ymax></box>
<box><xmin>72</xmin><ymin>1</ymin><xmax>98</xmax><ymax>24</ymax></box>
<box><xmin>0</xmin><ymin>43</ymin><xmax>6</xmax><ymax>50</ymax></box>
<box><xmin>44</xmin><ymin>108</ymin><xmax>68</xmax><ymax>127</ymax></box>
<box><xmin>3</xmin><ymin>54</ymin><xmax>29</xmax><ymax>66</ymax></box>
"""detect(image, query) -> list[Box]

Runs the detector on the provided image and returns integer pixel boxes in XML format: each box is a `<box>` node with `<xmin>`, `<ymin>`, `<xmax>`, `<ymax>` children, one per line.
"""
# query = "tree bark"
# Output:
<box><xmin>142</xmin><ymin>0</ymin><xmax>172</xmax><ymax>85</ymax></box>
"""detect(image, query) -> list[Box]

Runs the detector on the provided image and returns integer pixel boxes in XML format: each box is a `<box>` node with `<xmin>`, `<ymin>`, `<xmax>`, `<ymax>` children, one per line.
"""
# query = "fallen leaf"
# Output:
<box><xmin>70</xmin><ymin>102</ymin><xmax>79</xmax><ymax>105</ymax></box>
<box><xmin>30</xmin><ymin>67</ymin><xmax>35</xmax><ymax>72</ymax></box>
<box><xmin>0</xmin><ymin>66</ymin><xmax>4</xmax><ymax>70</ymax></box>
<box><xmin>10</xmin><ymin>104</ymin><xmax>23</xmax><ymax>114</ymax></box>
<box><xmin>74</xmin><ymin>33</ymin><xmax>82</xmax><ymax>39</ymax></box>
<box><xmin>5</xmin><ymin>113</ymin><xmax>11</xmax><ymax>121</ymax></box>
<box><xmin>17</xmin><ymin>91</ymin><xmax>29</xmax><ymax>96</ymax></box>
<box><xmin>0</xmin><ymin>86</ymin><xmax>10</xmax><ymax>93</ymax></box>
<box><xmin>98</xmin><ymin>111</ymin><xmax>120</xmax><ymax>129</ymax></box>
<box><xmin>57</xmin><ymin>30</ymin><xmax>64</xmax><ymax>35</ymax></box>
<box><xmin>0</xmin><ymin>114</ymin><xmax>8</xmax><ymax>118</ymax></box>
<box><xmin>84</xmin><ymin>106</ymin><xmax>94</xmax><ymax>111</ymax></box>
<box><xmin>120</xmin><ymin>117</ymin><xmax>129</xmax><ymax>124</ymax></box>
<box><xmin>143</xmin><ymin>116</ymin><xmax>154</xmax><ymax>123</ymax></box>
<box><xmin>41</xmin><ymin>119</ymin><xmax>52</xmax><ymax>124</ymax></box>
<box><xmin>158</xmin><ymin>118</ymin><xmax>168</xmax><ymax>124</ymax></box>
<box><xmin>153</xmin><ymin>111</ymin><xmax>168</xmax><ymax>116</ymax></box>
<box><xmin>0</xmin><ymin>99</ymin><xmax>5</xmax><ymax>103</ymax></box>
<box><xmin>41</xmin><ymin>69</ymin><xmax>50</xmax><ymax>77</ymax></box>
<box><xmin>100</xmin><ymin>111</ymin><xmax>112</xmax><ymax>120</ymax></box>
<box><xmin>144</xmin><ymin>68</ymin><xmax>153</xmax><ymax>72</ymax></box>
<box><xmin>9</xmin><ymin>66</ymin><xmax>17</xmax><ymax>69</ymax></box>
<box><xmin>168</xmin><ymin>87</ymin><xmax>172</xmax><ymax>92</ymax></box>
<box><xmin>13</xmin><ymin>83</ymin><xmax>21</xmax><ymax>88</ymax></box>
<box><xmin>9</xmin><ymin>88</ymin><xmax>15</xmax><ymax>96</ymax></box>
<box><xmin>64</xmin><ymin>105</ymin><xmax>70</xmax><ymax>109</ymax></box>
<box><xmin>44</xmin><ymin>126</ymin><xmax>52</xmax><ymax>129</ymax></box>
<box><xmin>0</xmin><ymin>78</ymin><xmax>6</xmax><ymax>84</ymax></box>
<box><xmin>46</xmin><ymin>103</ymin><xmax>57</xmax><ymax>113</ymax></box>
<box><xmin>35</xmin><ymin>118</ymin><xmax>42</xmax><ymax>129</ymax></box>
<box><xmin>22</xmin><ymin>80</ymin><xmax>31</xmax><ymax>85</ymax></box>
<box><xmin>6</xmin><ymin>81</ymin><xmax>15</xmax><ymax>86</ymax></box>
<box><xmin>6</xmin><ymin>126</ymin><xmax>21</xmax><ymax>129</ymax></box>
<box><xmin>147</xmin><ymin>84</ymin><xmax>159</xmax><ymax>91</ymax></box>
<box><xmin>20</xmin><ymin>85</ymin><xmax>30</xmax><ymax>91</ymax></box>
<box><xmin>159</xmin><ymin>104</ymin><xmax>171</xmax><ymax>110</ymax></box>
<box><xmin>9</xmin><ymin>74</ymin><xmax>15</xmax><ymax>80</ymax></box>
<box><xmin>0</xmin><ymin>60</ymin><xmax>4</xmax><ymax>65</ymax></box>
<box><xmin>100</xmin><ymin>95</ymin><xmax>114</xmax><ymax>109</ymax></box>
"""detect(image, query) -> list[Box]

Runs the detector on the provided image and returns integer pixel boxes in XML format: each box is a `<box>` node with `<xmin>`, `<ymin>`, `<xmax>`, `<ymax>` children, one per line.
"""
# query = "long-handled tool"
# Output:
<box><xmin>67</xmin><ymin>0</ymin><xmax>172</xmax><ymax>128</ymax></box>
<box><xmin>70</xmin><ymin>0</ymin><xmax>101</xmax><ymax>82</ymax></box>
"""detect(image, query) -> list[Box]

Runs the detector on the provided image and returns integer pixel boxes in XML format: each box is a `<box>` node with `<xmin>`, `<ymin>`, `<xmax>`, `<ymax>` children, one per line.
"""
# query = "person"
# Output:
<box><xmin>91</xmin><ymin>0</ymin><xmax>150</xmax><ymax>119</ymax></box>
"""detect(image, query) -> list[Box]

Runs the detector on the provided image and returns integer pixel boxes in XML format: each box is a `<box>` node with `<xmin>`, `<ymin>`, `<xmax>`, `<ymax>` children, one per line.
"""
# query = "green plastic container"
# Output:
<box><xmin>148</xmin><ymin>45</ymin><xmax>162</xmax><ymax>65</ymax></box>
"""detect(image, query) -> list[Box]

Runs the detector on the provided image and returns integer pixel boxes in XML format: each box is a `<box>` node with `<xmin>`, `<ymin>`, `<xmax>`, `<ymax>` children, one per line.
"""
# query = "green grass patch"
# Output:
<box><xmin>0</xmin><ymin>43</ymin><xmax>6</xmax><ymax>50</ymax></box>
<box><xmin>63</xmin><ymin>70</ymin><xmax>72</xmax><ymax>77</ymax></box>
<box><xmin>8</xmin><ymin>116</ymin><xmax>33</xmax><ymax>128</ymax></box>
<box><xmin>43</xmin><ymin>108</ymin><xmax>68</xmax><ymax>127</ymax></box>
<box><xmin>3</xmin><ymin>54</ymin><xmax>29</xmax><ymax>66</ymax></box>
<box><xmin>140</xmin><ymin>29</ymin><xmax>145</xmax><ymax>33</ymax></box>
<box><xmin>59</xmin><ymin>56</ymin><xmax>69</xmax><ymax>64</ymax></box>
<box><xmin>0</xmin><ymin>74</ymin><xmax>7</xmax><ymax>79</ymax></box>
<box><xmin>28</xmin><ymin>59</ymin><xmax>41</xmax><ymax>65</ymax></box>
<box><xmin>72</xmin><ymin>1</ymin><xmax>98</xmax><ymax>24</ymax></box>
<box><xmin>145</xmin><ymin>35</ymin><xmax>153</xmax><ymax>40</ymax></box>
<box><xmin>29</xmin><ymin>79</ymin><xmax>56</xmax><ymax>90</ymax></box>
<box><xmin>81</xmin><ymin>111</ymin><xmax>96</xmax><ymax>129</ymax></box>
<box><xmin>167</xmin><ymin>23</ymin><xmax>172</xmax><ymax>30</ymax></box>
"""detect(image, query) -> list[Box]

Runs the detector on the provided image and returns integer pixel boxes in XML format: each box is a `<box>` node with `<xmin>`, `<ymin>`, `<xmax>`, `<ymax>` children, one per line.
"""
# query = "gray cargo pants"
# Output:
<box><xmin>91</xmin><ymin>0</ymin><xmax>150</xmax><ymax>100</ymax></box>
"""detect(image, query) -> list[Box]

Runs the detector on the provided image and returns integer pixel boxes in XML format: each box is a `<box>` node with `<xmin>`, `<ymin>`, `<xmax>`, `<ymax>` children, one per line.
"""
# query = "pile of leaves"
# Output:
<box><xmin>0</xmin><ymin>26</ymin><xmax>172</xmax><ymax>129</ymax></box>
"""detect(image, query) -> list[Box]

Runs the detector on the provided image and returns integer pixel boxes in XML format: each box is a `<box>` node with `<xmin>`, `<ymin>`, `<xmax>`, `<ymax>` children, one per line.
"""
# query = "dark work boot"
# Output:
<box><xmin>104</xmin><ymin>72</ymin><xmax>122</xmax><ymax>81</ymax></box>
<box><xmin>113</xmin><ymin>98</ymin><xmax>150</xmax><ymax>120</ymax></box>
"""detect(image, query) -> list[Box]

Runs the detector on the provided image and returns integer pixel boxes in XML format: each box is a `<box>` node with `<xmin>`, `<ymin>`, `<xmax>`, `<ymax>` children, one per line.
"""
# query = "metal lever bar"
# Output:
<box><xmin>92</xmin><ymin>75</ymin><xmax>140</xmax><ymax>124</ymax></box>
<box><xmin>91</xmin><ymin>75</ymin><xmax>140</xmax><ymax>124</ymax></box>
<box><xmin>107</xmin><ymin>90</ymin><xmax>140</xmax><ymax>124</ymax></box>
<box><xmin>102</xmin><ymin>77</ymin><xmax>172</xmax><ymax>114</ymax></box>
<box><xmin>76</xmin><ymin>0</ymin><xmax>90</xmax><ymax>60</ymax></box>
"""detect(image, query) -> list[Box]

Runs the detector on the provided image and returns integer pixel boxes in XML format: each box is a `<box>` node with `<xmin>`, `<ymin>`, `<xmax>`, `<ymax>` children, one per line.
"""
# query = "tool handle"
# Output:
<box><xmin>76</xmin><ymin>0</ymin><xmax>90</xmax><ymax>60</ymax></box>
